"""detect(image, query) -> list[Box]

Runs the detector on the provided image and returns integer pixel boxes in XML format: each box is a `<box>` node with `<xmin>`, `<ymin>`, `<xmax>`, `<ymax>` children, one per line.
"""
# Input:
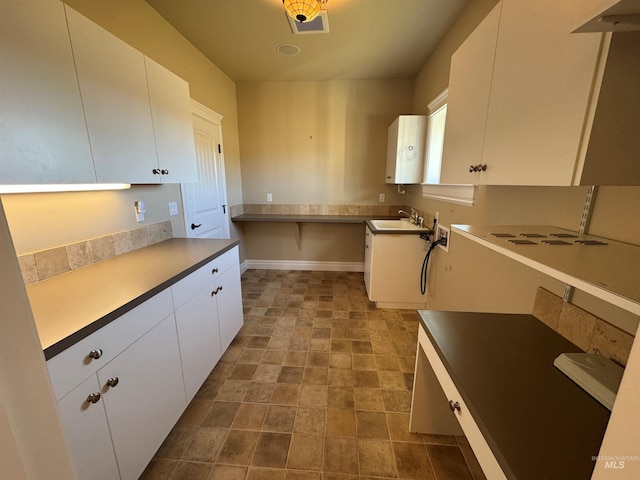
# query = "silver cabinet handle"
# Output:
<box><xmin>160</xmin><ymin>169</ymin><xmax>169</xmax><ymax>175</ymax></box>
<box><xmin>88</xmin><ymin>349</ymin><xmax>103</xmax><ymax>360</ymax></box>
<box><xmin>449</xmin><ymin>400</ymin><xmax>461</xmax><ymax>413</ymax></box>
<box><xmin>211</xmin><ymin>286</ymin><xmax>223</xmax><ymax>296</ymax></box>
<box><xmin>86</xmin><ymin>393</ymin><xmax>101</xmax><ymax>404</ymax></box>
<box><xmin>106</xmin><ymin>377</ymin><xmax>119</xmax><ymax>388</ymax></box>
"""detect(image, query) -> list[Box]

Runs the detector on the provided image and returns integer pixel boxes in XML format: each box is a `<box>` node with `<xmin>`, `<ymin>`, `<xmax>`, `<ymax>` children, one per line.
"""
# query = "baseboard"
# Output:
<box><xmin>244</xmin><ymin>260</ymin><xmax>364</xmax><ymax>272</ymax></box>
<box><xmin>374</xmin><ymin>301</ymin><xmax>428</xmax><ymax>309</ymax></box>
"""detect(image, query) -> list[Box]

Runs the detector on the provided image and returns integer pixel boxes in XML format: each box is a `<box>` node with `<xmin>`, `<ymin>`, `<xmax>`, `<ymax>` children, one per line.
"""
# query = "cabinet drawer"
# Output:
<box><xmin>171</xmin><ymin>246</ymin><xmax>239</xmax><ymax>309</ymax></box>
<box><xmin>48</xmin><ymin>289</ymin><xmax>174</xmax><ymax>400</ymax></box>
<box><xmin>418</xmin><ymin>326</ymin><xmax>507</xmax><ymax>480</ymax></box>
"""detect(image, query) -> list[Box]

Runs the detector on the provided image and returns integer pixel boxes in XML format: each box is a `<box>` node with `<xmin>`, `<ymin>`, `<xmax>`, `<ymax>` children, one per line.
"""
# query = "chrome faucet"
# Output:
<box><xmin>398</xmin><ymin>209</ymin><xmax>411</xmax><ymax>219</ymax></box>
<box><xmin>398</xmin><ymin>208</ymin><xmax>423</xmax><ymax>226</ymax></box>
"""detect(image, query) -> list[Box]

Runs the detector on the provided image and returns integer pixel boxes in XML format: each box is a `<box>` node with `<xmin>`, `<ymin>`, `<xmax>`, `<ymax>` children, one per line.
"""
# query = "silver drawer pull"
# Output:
<box><xmin>106</xmin><ymin>377</ymin><xmax>119</xmax><ymax>388</ymax></box>
<box><xmin>211</xmin><ymin>286</ymin><xmax>223</xmax><ymax>296</ymax></box>
<box><xmin>88</xmin><ymin>349</ymin><xmax>103</xmax><ymax>360</ymax></box>
<box><xmin>86</xmin><ymin>393</ymin><xmax>101</xmax><ymax>404</ymax></box>
<box><xmin>449</xmin><ymin>400</ymin><xmax>461</xmax><ymax>413</ymax></box>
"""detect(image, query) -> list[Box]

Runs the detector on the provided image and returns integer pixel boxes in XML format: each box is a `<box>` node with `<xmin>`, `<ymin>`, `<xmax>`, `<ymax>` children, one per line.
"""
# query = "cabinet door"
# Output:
<box><xmin>364</xmin><ymin>226</ymin><xmax>373</xmax><ymax>298</ymax></box>
<box><xmin>175</xmin><ymin>284</ymin><xmax>222</xmax><ymax>402</ymax></box>
<box><xmin>480</xmin><ymin>0</ymin><xmax>601</xmax><ymax>185</ymax></box>
<box><xmin>440</xmin><ymin>3</ymin><xmax>501</xmax><ymax>185</ymax></box>
<box><xmin>368</xmin><ymin>233</ymin><xmax>428</xmax><ymax>304</ymax></box>
<box><xmin>145</xmin><ymin>57</ymin><xmax>198</xmax><ymax>184</ymax></box>
<box><xmin>65</xmin><ymin>7</ymin><xmax>158</xmax><ymax>184</ymax></box>
<box><xmin>57</xmin><ymin>375</ymin><xmax>120</xmax><ymax>480</ymax></box>
<box><xmin>98</xmin><ymin>315</ymin><xmax>185</xmax><ymax>480</ymax></box>
<box><xmin>0</xmin><ymin>0</ymin><xmax>95</xmax><ymax>184</ymax></box>
<box><xmin>215</xmin><ymin>263</ymin><xmax>244</xmax><ymax>352</ymax></box>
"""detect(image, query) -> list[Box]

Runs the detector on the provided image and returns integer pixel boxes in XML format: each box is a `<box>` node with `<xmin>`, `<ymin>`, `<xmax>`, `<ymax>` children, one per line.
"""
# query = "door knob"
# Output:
<box><xmin>88</xmin><ymin>349</ymin><xmax>103</xmax><ymax>360</ymax></box>
<box><xmin>191</xmin><ymin>223</ymin><xmax>202</xmax><ymax>230</ymax></box>
<box><xmin>86</xmin><ymin>393</ymin><xmax>101</xmax><ymax>404</ymax></box>
<box><xmin>106</xmin><ymin>377</ymin><xmax>119</xmax><ymax>388</ymax></box>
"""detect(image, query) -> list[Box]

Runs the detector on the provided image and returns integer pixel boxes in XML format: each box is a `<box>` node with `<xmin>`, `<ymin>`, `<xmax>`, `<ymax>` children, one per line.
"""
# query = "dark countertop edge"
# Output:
<box><xmin>42</xmin><ymin>240</ymin><xmax>239</xmax><ymax>360</ymax></box>
<box><xmin>417</xmin><ymin>310</ymin><xmax>608</xmax><ymax>480</ymax></box>
<box><xmin>231</xmin><ymin>214</ymin><xmax>400</xmax><ymax>224</ymax></box>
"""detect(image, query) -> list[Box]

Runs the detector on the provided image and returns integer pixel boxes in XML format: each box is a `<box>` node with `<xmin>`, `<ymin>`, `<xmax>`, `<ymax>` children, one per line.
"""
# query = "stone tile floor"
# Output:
<box><xmin>141</xmin><ymin>270</ymin><xmax>486</xmax><ymax>480</ymax></box>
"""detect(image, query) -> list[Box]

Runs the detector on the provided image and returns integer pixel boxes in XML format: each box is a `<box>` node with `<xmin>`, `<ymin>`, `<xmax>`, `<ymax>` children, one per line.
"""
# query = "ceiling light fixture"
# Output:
<box><xmin>283</xmin><ymin>0</ymin><xmax>328</xmax><ymax>23</ymax></box>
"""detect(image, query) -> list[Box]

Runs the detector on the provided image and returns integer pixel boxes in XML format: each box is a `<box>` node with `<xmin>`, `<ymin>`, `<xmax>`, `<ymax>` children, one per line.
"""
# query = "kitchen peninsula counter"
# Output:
<box><xmin>414</xmin><ymin>310</ymin><xmax>611</xmax><ymax>479</ymax></box>
<box><xmin>27</xmin><ymin>238</ymin><xmax>238</xmax><ymax>359</ymax></box>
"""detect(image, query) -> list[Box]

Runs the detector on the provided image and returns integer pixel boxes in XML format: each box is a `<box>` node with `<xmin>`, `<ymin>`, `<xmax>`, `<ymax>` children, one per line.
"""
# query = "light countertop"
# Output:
<box><xmin>27</xmin><ymin>238</ymin><xmax>238</xmax><ymax>359</ymax></box>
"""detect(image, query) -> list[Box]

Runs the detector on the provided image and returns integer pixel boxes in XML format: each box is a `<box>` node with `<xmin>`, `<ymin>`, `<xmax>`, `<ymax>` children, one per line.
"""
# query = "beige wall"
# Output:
<box><xmin>237</xmin><ymin>79</ymin><xmax>414</xmax><ymax>262</ymax></box>
<box><xmin>237</xmin><ymin>80</ymin><xmax>413</xmax><ymax>205</ymax></box>
<box><xmin>3</xmin><ymin>0</ymin><xmax>244</xmax><ymax>256</ymax></box>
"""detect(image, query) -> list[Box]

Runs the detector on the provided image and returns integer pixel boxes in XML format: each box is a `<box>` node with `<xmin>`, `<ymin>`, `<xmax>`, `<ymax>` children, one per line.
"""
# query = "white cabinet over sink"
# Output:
<box><xmin>440</xmin><ymin>0</ymin><xmax>640</xmax><ymax>186</ymax></box>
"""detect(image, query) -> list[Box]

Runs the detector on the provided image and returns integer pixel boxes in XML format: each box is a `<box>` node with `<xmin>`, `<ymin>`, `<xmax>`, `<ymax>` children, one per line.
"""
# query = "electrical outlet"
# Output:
<box><xmin>379</xmin><ymin>193</ymin><xmax>385</xmax><ymax>203</ymax></box>
<box><xmin>436</xmin><ymin>224</ymin><xmax>450</xmax><ymax>252</ymax></box>
<box><xmin>266</xmin><ymin>193</ymin><xmax>273</xmax><ymax>203</ymax></box>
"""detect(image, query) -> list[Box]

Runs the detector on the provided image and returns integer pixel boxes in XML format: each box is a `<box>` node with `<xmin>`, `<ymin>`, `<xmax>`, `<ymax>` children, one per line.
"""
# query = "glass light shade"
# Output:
<box><xmin>283</xmin><ymin>0</ymin><xmax>326</xmax><ymax>23</ymax></box>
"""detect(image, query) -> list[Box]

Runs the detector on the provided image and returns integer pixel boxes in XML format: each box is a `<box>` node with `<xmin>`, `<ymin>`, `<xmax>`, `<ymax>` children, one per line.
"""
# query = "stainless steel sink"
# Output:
<box><xmin>369</xmin><ymin>219</ymin><xmax>425</xmax><ymax>231</ymax></box>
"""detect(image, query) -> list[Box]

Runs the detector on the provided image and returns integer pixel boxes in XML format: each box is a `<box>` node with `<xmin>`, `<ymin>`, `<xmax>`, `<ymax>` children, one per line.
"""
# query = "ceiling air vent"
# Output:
<box><xmin>286</xmin><ymin>11</ymin><xmax>330</xmax><ymax>35</ymax></box>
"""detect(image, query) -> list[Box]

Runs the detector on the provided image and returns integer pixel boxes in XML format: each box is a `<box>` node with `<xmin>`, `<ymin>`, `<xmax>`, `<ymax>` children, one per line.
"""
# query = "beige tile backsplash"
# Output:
<box><xmin>240</xmin><ymin>204</ymin><xmax>406</xmax><ymax>217</ymax></box>
<box><xmin>18</xmin><ymin>221</ymin><xmax>173</xmax><ymax>286</ymax></box>
<box><xmin>533</xmin><ymin>287</ymin><xmax>635</xmax><ymax>366</ymax></box>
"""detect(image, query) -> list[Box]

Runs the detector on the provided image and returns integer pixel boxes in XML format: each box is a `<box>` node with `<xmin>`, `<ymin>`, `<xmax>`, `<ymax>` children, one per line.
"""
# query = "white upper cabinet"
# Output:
<box><xmin>0</xmin><ymin>0</ymin><xmax>95</xmax><ymax>184</ymax></box>
<box><xmin>480</xmin><ymin>0</ymin><xmax>601</xmax><ymax>186</ymax></box>
<box><xmin>145</xmin><ymin>58</ymin><xmax>198</xmax><ymax>183</ymax></box>
<box><xmin>65</xmin><ymin>6</ymin><xmax>159</xmax><ymax>184</ymax></box>
<box><xmin>441</xmin><ymin>0</ymin><xmax>633</xmax><ymax>186</ymax></box>
<box><xmin>440</xmin><ymin>3</ymin><xmax>501</xmax><ymax>186</ymax></box>
<box><xmin>386</xmin><ymin>116</ymin><xmax>427</xmax><ymax>184</ymax></box>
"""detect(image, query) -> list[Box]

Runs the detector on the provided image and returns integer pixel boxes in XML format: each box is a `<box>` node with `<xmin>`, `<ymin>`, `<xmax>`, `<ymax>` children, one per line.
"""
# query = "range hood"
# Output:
<box><xmin>575</xmin><ymin>0</ymin><xmax>640</xmax><ymax>32</ymax></box>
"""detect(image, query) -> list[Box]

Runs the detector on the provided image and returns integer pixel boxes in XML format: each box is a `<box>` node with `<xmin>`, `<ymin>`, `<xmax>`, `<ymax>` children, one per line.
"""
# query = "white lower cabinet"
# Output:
<box><xmin>364</xmin><ymin>227</ymin><xmax>429</xmax><ymax>308</ymax></box>
<box><xmin>57</xmin><ymin>376</ymin><xmax>119</xmax><ymax>480</ymax></box>
<box><xmin>56</xmin><ymin>315</ymin><xmax>185</xmax><ymax>480</ymax></box>
<box><xmin>216</xmin><ymin>263</ymin><xmax>244</xmax><ymax>353</ymax></box>
<box><xmin>173</xmin><ymin>246</ymin><xmax>243</xmax><ymax>401</ymax></box>
<box><xmin>97</xmin><ymin>315</ymin><xmax>185</xmax><ymax>480</ymax></box>
<box><xmin>50</xmin><ymin>247</ymin><xmax>243</xmax><ymax>479</ymax></box>
<box><xmin>175</xmin><ymin>284</ymin><xmax>223</xmax><ymax>402</ymax></box>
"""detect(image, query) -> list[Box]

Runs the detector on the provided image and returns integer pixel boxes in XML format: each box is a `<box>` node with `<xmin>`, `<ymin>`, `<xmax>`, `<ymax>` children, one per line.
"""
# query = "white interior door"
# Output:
<box><xmin>182</xmin><ymin>101</ymin><xmax>229</xmax><ymax>239</ymax></box>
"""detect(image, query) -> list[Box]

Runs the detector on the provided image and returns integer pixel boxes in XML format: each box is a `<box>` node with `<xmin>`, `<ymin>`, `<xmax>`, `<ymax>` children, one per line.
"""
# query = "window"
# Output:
<box><xmin>423</xmin><ymin>88</ymin><xmax>448</xmax><ymax>184</ymax></box>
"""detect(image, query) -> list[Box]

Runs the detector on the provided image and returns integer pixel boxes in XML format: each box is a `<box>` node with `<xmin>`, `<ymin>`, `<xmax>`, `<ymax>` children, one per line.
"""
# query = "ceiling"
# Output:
<box><xmin>145</xmin><ymin>0</ymin><xmax>470</xmax><ymax>82</ymax></box>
